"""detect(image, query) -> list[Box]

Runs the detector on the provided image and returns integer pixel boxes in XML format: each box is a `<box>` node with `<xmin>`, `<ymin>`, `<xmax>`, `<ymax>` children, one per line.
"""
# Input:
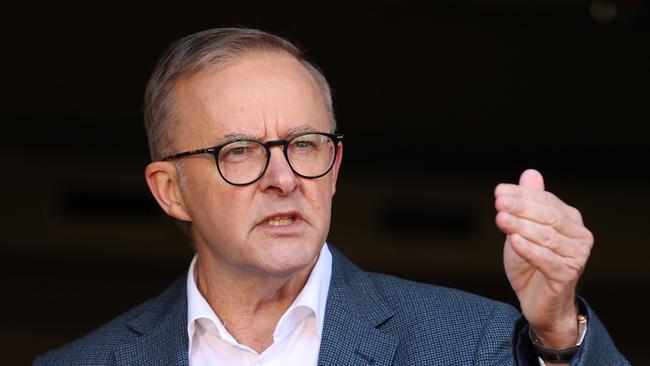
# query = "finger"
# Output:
<box><xmin>495</xmin><ymin>183</ymin><xmax>559</xmax><ymax>207</ymax></box>
<box><xmin>518</xmin><ymin>168</ymin><xmax>545</xmax><ymax>191</ymax></box>
<box><xmin>508</xmin><ymin>234</ymin><xmax>584</xmax><ymax>286</ymax></box>
<box><xmin>495</xmin><ymin>168</ymin><xmax>546</xmax><ymax>204</ymax></box>
<box><xmin>495</xmin><ymin>195</ymin><xmax>588</xmax><ymax>239</ymax></box>
<box><xmin>496</xmin><ymin>212</ymin><xmax>589</xmax><ymax>259</ymax></box>
<box><xmin>495</xmin><ymin>184</ymin><xmax>584</xmax><ymax>225</ymax></box>
<box><xmin>495</xmin><ymin>183</ymin><xmax>578</xmax><ymax>223</ymax></box>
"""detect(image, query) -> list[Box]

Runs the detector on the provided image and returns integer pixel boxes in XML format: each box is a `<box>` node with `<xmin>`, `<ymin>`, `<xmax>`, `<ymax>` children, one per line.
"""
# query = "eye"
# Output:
<box><xmin>291</xmin><ymin>134</ymin><xmax>325</xmax><ymax>151</ymax></box>
<box><xmin>295</xmin><ymin>140</ymin><xmax>314</xmax><ymax>149</ymax></box>
<box><xmin>219</xmin><ymin>141</ymin><xmax>263</xmax><ymax>162</ymax></box>
<box><xmin>231</xmin><ymin>147</ymin><xmax>247</xmax><ymax>155</ymax></box>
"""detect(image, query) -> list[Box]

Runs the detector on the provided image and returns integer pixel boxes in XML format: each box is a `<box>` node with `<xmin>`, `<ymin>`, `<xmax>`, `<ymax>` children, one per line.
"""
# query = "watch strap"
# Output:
<box><xmin>528</xmin><ymin>314</ymin><xmax>588</xmax><ymax>363</ymax></box>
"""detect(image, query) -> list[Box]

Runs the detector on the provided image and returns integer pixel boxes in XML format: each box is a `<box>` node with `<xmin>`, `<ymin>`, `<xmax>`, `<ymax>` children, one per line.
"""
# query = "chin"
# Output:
<box><xmin>256</xmin><ymin>240</ymin><xmax>321</xmax><ymax>277</ymax></box>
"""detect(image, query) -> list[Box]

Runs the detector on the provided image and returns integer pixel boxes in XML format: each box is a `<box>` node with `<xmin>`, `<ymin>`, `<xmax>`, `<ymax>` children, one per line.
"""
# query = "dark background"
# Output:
<box><xmin>2</xmin><ymin>1</ymin><xmax>648</xmax><ymax>364</ymax></box>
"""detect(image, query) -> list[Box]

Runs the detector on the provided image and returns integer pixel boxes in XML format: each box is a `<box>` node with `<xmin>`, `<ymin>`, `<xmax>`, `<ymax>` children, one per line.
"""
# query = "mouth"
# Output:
<box><xmin>260</xmin><ymin>211</ymin><xmax>302</xmax><ymax>227</ymax></box>
<box><xmin>266</xmin><ymin>216</ymin><xmax>296</xmax><ymax>226</ymax></box>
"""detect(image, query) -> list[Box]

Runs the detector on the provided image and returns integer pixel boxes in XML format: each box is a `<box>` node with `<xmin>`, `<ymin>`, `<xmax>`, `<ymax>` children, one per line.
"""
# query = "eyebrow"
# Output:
<box><xmin>222</xmin><ymin>132</ymin><xmax>257</xmax><ymax>141</ymax></box>
<box><xmin>219</xmin><ymin>124</ymin><xmax>317</xmax><ymax>143</ymax></box>
<box><xmin>286</xmin><ymin>124</ymin><xmax>316</xmax><ymax>137</ymax></box>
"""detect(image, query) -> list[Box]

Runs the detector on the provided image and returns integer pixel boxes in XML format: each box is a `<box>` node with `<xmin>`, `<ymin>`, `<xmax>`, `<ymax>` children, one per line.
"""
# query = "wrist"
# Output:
<box><xmin>530</xmin><ymin>301</ymin><xmax>580</xmax><ymax>349</ymax></box>
<box><xmin>531</xmin><ymin>317</ymin><xmax>579</xmax><ymax>349</ymax></box>
<box><xmin>529</xmin><ymin>314</ymin><xmax>588</xmax><ymax>364</ymax></box>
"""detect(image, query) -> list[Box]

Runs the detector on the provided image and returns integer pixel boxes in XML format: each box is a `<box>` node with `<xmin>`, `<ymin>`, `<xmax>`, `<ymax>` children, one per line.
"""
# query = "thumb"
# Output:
<box><xmin>519</xmin><ymin>168</ymin><xmax>545</xmax><ymax>191</ymax></box>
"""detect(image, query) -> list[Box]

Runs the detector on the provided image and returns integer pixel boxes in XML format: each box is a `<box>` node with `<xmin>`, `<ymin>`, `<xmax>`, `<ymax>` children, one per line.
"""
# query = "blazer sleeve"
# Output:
<box><xmin>511</xmin><ymin>297</ymin><xmax>631</xmax><ymax>366</ymax></box>
<box><xmin>572</xmin><ymin>297</ymin><xmax>630</xmax><ymax>366</ymax></box>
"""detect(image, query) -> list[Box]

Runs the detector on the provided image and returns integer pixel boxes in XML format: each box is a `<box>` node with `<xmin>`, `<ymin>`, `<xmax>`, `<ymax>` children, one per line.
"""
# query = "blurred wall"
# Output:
<box><xmin>2</xmin><ymin>2</ymin><xmax>648</xmax><ymax>365</ymax></box>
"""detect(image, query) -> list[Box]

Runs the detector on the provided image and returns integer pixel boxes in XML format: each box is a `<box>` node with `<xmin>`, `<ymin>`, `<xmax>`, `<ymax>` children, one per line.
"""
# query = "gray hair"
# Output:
<box><xmin>143</xmin><ymin>27</ymin><xmax>336</xmax><ymax>161</ymax></box>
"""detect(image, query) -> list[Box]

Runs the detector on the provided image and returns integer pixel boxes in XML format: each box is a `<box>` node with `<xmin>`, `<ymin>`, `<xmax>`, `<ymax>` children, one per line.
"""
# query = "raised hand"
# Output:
<box><xmin>495</xmin><ymin>169</ymin><xmax>594</xmax><ymax>349</ymax></box>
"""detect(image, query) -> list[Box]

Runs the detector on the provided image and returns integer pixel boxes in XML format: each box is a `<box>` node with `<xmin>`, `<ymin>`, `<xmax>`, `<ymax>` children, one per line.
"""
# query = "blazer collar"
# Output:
<box><xmin>112</xmin><ymin>247</ymin><xmax>397</xmax><ymax>366</ymax></box>
<box><xmin>115</xmin><ymin>275</ymin><xmax>190</xmax><ymax>366</ymax></box>
<box><xmin>318</xmin><ymin>247</ymin><xmax>398</xmax><ymax>366</ymax></box>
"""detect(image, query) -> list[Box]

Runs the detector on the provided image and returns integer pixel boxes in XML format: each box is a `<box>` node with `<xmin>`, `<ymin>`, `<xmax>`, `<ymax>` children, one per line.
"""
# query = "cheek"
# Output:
<box><xmin>304</xmin><ymin>179</ymin><xmax>333</xmax><ymax>216</ymax></box>
<box><xmin>186</xmin><ymin>173</ymin><xmax>253</xmax><ymax>238</ymax></box>
<box><xmin>209</xmin><ymin>187</ymin><xmax>255</xmax><ymax>227</ymax></box>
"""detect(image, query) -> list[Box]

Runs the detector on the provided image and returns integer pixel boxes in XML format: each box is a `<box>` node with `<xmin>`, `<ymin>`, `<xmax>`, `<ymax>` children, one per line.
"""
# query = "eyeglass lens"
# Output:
<box><xmin>217</xmin><ymin>133</ymin><xmax>336</xmax><ymax>185</ymax></box>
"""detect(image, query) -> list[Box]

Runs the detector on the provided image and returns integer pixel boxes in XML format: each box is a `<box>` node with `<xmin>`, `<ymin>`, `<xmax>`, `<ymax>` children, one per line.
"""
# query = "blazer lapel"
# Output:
<box><xmin>112</xmin><ymin>250</ymin><xmax>398</xmax><ymax>366</ymax></box>
<box><xmin>318</xmin><ymin>248</ymin><xmax>398</xmax><ymax>366</ymax></box>
<box><xmin>115</xmin><ymin>276</ymin><xmax>190</xmax><ymax>366</ymax></box>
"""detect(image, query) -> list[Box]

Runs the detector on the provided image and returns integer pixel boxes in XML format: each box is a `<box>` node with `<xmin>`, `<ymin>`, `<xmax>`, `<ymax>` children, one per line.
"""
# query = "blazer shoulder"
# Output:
<box><xmin>367</xmin><ymin>271</ymin><xmax>521</xmax><ymax>327</ymax></box>
<box><xmin>329</xmin><ymin>246</ymin><xmax>520</xmax><ymax>326</ymax></box>
<box><xmin>357</xmin><ymin>272</ymin><xmax>522</xmax><ymax>364</ymax></box>
<box><xmin>34</xmin><ymin>276</ymin><xmax>187</xmax><ymax>365</ymax></box>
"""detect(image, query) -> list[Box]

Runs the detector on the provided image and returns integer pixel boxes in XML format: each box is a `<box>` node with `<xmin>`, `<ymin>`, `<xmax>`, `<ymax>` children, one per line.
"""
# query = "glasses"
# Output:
<box><xmin>162</xmin><ymin>132</ymin><xmax>343</xmax><ymax>186</ymax></box>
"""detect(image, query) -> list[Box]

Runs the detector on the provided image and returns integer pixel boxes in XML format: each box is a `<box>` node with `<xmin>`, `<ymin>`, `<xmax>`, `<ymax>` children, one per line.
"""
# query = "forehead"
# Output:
<box><xmin>172</xmin><ymin>51</ymin><xmax>330</xmax><ymax>146</ymax></box>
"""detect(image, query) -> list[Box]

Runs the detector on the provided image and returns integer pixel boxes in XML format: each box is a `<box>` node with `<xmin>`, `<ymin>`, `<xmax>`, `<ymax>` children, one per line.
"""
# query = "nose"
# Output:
<box><xmin>258</xmin><ymin>146</ymin><xmax>299</xmax><ymax>194</ymax></box>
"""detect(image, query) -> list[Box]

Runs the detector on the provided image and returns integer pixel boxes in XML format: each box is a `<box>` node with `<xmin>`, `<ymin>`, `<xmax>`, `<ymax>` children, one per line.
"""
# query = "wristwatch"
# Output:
<box><xmin>528</xmin><ymin>314</ymin><xmax>588</xmax><ymax>363</ymax></box>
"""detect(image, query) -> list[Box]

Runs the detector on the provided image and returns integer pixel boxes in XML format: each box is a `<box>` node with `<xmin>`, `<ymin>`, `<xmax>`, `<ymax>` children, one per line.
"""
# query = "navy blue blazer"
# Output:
<box><xmin>35</xmin><ymin>247</ymin><xmax>629</xmax><ymax>365</ymax></box>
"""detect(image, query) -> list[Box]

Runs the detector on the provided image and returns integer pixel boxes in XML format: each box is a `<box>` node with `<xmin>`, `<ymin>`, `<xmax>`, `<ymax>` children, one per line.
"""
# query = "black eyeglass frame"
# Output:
<box><xmin>161</xmin><ymin>132</ymin><xmax>344</xmax><ymax>186</ymax></box>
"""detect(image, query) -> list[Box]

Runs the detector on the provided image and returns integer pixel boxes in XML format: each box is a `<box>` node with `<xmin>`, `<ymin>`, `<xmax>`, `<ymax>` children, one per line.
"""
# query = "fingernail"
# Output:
<box><xmin>501</xmin><ymin>197</ymin><xmax>511</xmax><ymax>210</ymax></box>
<box><xmin>503</xmin><ymin>213</ymin><xmax>513</xmax><ymax>226</ymax></box>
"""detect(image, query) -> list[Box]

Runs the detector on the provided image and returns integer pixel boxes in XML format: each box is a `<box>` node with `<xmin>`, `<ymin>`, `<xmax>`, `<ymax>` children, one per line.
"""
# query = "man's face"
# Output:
<box><xmin>171</xmin><ymin>51</ymin><xmax>341</xmax><ymax>278</ymax></box>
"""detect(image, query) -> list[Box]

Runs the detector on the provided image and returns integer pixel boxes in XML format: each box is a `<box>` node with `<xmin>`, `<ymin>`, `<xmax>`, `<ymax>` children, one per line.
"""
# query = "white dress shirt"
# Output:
<box><xmin>187</xmin><ymin>243</ymin><xmax>332</xmax><ymax>366</ymax></box>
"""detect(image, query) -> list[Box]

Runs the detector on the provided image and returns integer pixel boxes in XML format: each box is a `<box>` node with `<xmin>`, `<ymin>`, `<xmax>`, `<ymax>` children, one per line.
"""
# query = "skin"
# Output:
<box><xmin>145</xmin><ymin>51</ymin><xmax>341</xmax><ymax>352</ymax></box>
<box><xmin>146</xmin><ymin>50</ymin><xmax>591</xmax><ymax>361</ymax></box>
<box><xmin>495</xmin><ymin>169</ymin><xmax>594</xmax><ymax>365</ymax></box>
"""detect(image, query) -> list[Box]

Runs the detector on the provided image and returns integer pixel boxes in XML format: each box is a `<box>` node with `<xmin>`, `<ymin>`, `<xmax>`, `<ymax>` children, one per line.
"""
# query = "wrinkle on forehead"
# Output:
<box><xmin>221</xmin><ymin>124</ymin><xmax>315</xmax><ymax>143</ymax></box>
<box><xmin>172</xmin><ymin>51</ymin><xmax>329</xmax><ymax>151</ymax></box>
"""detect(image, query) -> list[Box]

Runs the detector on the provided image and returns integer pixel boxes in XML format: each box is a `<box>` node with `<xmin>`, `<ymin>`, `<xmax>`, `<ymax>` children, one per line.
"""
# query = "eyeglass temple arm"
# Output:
<box><xmin>161</xmin><ymin>148</ymin><xmax>216</xmax><ymax>161</ymax></box>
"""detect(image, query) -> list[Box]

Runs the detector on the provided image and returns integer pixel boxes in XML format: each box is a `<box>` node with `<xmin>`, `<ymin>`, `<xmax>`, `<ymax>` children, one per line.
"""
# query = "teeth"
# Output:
<box><xmin>266</xmin><ymin>216</ymin><xmax>295</xmax><ymax>226</ymax></box>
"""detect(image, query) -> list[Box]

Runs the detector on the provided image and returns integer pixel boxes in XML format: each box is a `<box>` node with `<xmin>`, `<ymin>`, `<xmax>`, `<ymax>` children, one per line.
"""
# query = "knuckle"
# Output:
<box><xmin>517</xmin><ymin>199</ymin><xmax>527</xmax><ymax>215</ymax></box>
<box><xmin>544</xmin><ymin>191</ymin><xmax>559</xmax><ymax>205</ymax></box>
<box><xmin>547</xmin><ymin>208</ymin><xmax>561</xmax><ymax>226</ymax></box>
<box><xmin>560</xmin><ymin>260</ymin><xmax>583</xmax><ymax>282</ymax></box>
<box><xmin>572</xmin><ymin>234</ymin><xmax>593</xmax><ymax>261</ymax></box>
<box><xmin>540</xmin><ymin>246</ymin><xmax>554</xmax><ymax>263</ymax></box>
<box><xmin>584</xmin><ymin>229</ymin><xmax>594</xmax><ymax>244</ymax></box>
<box><xmin>570</xmin><ymin>261</ymin><xmax>584</xmax><ymax>278</ymax></box>
<box><xmin>540</xmin><ymin>226</ymin><xmax>556</xmax><ymax>247</ymax></box>
<box><xmin>577</xmin><ymin>244</ymin><xmax>591</xmax><ymax>259</ymax></box>
<box><xmin>572</xmin><ymin>207</ymin><xmax>583</xmax><ymax>222</ymax></box>
<box><xmin>575</xmin><ymin>227</ymin><xmax>594</xmax><ymax>245</ymax></box>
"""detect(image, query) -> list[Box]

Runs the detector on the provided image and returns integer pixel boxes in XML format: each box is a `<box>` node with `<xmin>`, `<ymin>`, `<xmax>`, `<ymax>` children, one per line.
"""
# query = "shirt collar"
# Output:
<box><xmin>186</xmin><ymin>254</ymin><xmax>236</xmax><ymax>348</ymax></box>
<box><xmin>274</xmin><ymin>242</ymin><xmax>331</xmax><ymax>338</ymax></box>
<box><xmin>186</xmin><ymin>243</ymin><xmax>332</xmax><ymax>349</ymax></box>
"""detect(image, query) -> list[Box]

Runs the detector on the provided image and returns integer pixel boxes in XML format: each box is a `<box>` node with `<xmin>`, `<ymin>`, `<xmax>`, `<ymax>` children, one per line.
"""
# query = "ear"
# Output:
<box><xmin>330</xmin><ymin>142</ymin><xmax>343</xmax><ymax>196</ymax></box>
<box><xmin>144</xmin><ymin>161</ymin><xmax>192</xmax><ymax>222</ymax></box>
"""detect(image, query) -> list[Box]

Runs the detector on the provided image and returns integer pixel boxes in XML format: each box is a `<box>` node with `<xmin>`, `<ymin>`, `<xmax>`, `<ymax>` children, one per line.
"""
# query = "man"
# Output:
<box><xmin>34</xmin><ymin>28</ymin><xmax>629</xmax><ymax>365</ymax></box>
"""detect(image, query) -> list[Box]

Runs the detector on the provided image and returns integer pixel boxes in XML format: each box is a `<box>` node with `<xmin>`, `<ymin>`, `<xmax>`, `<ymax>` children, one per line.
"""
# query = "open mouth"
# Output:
<box><xmin>265</xmin><ymin>216</ymin><xmax>296</xmax><ymax>226</ymax></box>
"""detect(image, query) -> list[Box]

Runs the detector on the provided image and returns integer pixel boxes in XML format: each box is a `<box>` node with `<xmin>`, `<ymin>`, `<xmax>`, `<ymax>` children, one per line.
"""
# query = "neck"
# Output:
<box><xmin>193</xmin><ymin>249</ymin><xmax>318</xmax><ymax>352</ymax></box>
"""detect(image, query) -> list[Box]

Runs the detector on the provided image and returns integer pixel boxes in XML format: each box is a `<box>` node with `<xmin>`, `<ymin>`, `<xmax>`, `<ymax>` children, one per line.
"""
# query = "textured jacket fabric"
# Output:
<box><xmin>34</xmin><ymin>247</ymin><xmax>629</xmax><ymax>365</ymax></box>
